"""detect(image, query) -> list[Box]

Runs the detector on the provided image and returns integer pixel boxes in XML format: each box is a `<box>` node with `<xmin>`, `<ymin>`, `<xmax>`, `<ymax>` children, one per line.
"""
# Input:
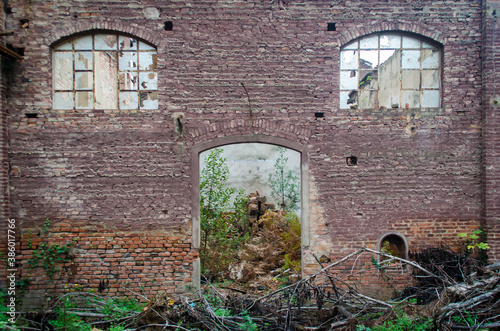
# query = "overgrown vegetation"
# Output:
<box><xmin>458</xmin><ymin>226</ymin><xmax>489</xmax><ymax>263</ymax></box>
<box><xmin>268</xmin><ymin>147</ymin><xmax>300</xmax><ymax>212</ymax></box>
<box><xmin>200</xmin><ymin>148</ymin><xmax>249</xmax><ymax>280</ymax></box>
<box><xmin>200</xmin><ymin>146</ymin><xmax>302</xmax><ymax>286</ymax></box>
<box><xmin>3</xmin><ymin>243</ymin><xmax>499</xmax><ymax>330</ymax></box>
<box><xmin>27</xmin><ymin>218</ymin><xmax>76</xmax><ymax>281</ymax></box>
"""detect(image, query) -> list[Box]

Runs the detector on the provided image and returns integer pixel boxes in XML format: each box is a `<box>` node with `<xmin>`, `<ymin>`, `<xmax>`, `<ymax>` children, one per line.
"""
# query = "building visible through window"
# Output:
<box><xmin>53</xmin><ymin>33</ymin><xmax>158</xmax><ymax>110</ymax></box>
<box><xmin>340</xmin><ymin>34</ymin><xmax>441</xmax><ymax>110</ymax></box>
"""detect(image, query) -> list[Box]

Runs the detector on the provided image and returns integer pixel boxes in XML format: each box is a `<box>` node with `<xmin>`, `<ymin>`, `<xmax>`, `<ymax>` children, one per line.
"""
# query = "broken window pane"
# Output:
<box><xmin>75</xmin><ymin>72</ymin><xmax>93</xmax><ymax>90</ymax></box>
<box><xmin>75</xmin><ymin>52</ymin><xmax>93</xmax><ymax>70</ymax></box>
<box><xmin>54</xmin><ymin>92</ymin><xmax>74</xmax><ymax>109</ymax></box>
<box><xmin>421</xmin><ymin>70</ymin><xmax>440</xmax><ymax>89</ymax></box>
<box><xmin>341</xmin><ymin>50</ymin><xmax>358</xmax><ymax>70</ymax></box>
<box><xmin>380</xmin><ymin>49</ymin><xmax>398</xmax><ymax>66</ymax></box>
<box><xmin>379</xmin><ymin>84</ymin><xmax>400</xmax><ymax>109</ymax></box>
<box><xmin>95</xmin><ymin>51</ymin><xmax>118</xmax><ymax>109</ymax></box>
<box><xmin>74</xmin><ymin>35</ymin><xmax>93</xmax><ymax>50</ymax></box>
<box><xmin>54</xmin><ymin>52</ymin><xmax>74</xmax><ymax>90</ymax></box>
<box><xmin>402</xmin><ymin>70</ymin><xmax>420</xmax><ymax>89</ymax></box>
<box><xmin>119</xmin><ymin>72</ymin><xmax>139</xmax><ymax>90</ymax></box>
<box><xmin>139</xmin><ymin>91</ymin><xmax>158</xmax><ymax>109</ymax></box>
<box><xmin>340</xmin><ymin>90</ymin><xmax>354</xmax><ymax>109</ymax></box>
<box><xmin>359</xmin><ymin>70</ymin><xmax>378</xmax><ymax>90</ymax></box>
<box><xmin>119</xmin><ymin>52</ymin><xmax>138</xmax><ymax>71</ymax></box>
<box><xmin>340</xmin><ymin>70</ymin><xmax>358</xmax><ymax>90</ymax></box>
<box><xmin>53</xmin><ymin>33</ymin><xmax>158</xmax><ymax>110</ymax></box>
<box><xmin>378</xmin><ymin>49</ymin><xmax>401</xmax><ymax>108</ymax></box>
<box><xmin>120</xmin><ymin>92</ymin><xmax>139</xmax><ymax>109</ymax></box>
<box><xmin>339</xmin><ymin>33</ymin><xmax>441</xmax><ymax>110</ymax></box>
<box><xmin>139</xmin><ymin>72</ymin><xmax>158</xmax><ymax>90</ymax></box>
<box><xmin>380</xmin><ymin>35</ymin><xmax>401</xmax><ymax>49</ymax></box>
<box><xmin>139</xmin><ymin>52</ymin><xmax>157</xmax><ymax>71</ymax></box>
<box><xmin>402</xmin><ymin>90</ymin><xmax>420</xmax><ymax>108</ymax></box>
<box><xmin>421</xmin><ymin>90</ymin><xmax>440</xmax><ymax>108</ymax></box>
<box><xmin>421</xmin><ymin>49</ymin><xmax>440</xmax><ymax>69</ymax></box>
<box><xmin>119</xmin><ymin>36</ymin><xmax>137</xmax><ymax>50</ymax></box>
<box><xmin>359</xmin><ymin>90</ymin><xmax>378</xmax><ymax>109</ymax></box>
<box><xmin>95</xmin><ymin>34</ymin><xmax>118</xmax><ymax>50</ymax></box>
<box><xmin>75</xmin><ymin>91</ymin><xmax>93</xmax><ymax>109</ymax></box>
<box><xmin>360</xmin><ymin>50</ymin><xmax>378</xmax><ymax>69</ymax></box>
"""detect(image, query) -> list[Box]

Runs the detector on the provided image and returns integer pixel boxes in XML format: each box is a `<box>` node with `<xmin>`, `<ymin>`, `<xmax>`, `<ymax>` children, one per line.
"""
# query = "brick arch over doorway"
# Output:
<box><xmin>190</xmin><ymin>134</ymin><xmax>310</xmax><ymax>290</ymax></box>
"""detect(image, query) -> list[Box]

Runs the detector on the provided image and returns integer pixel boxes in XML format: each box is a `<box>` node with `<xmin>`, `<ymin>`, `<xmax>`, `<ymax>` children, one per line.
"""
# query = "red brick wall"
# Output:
<box><xmin>17</xmin><ymin>220</ymin><xmax>197</xmax><ymax>308</ymax></box>
<box><xmin>1</xmin><ymin>0</ymin><xmax>494</xmax><ymax>303</ymax></box>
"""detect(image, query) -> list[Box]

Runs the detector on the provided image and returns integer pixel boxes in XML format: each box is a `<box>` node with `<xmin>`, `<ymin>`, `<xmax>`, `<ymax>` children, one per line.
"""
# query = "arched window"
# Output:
<box><xmin>340</xmin><ymin>33</ymin><xmax>441</xmax><ymax>110</ymax></box>
<box><xmin>52</xmin><ymin>33</ymin><xmax>158</xmax><ymax>110</ymax></box>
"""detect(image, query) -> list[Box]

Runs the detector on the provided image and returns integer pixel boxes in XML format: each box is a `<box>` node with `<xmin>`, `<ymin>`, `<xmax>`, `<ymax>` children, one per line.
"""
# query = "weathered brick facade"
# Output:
<box><xmin>0</xmin><ymin>0</ymin><xmax>499</xmax><ymax>304</ymax></box>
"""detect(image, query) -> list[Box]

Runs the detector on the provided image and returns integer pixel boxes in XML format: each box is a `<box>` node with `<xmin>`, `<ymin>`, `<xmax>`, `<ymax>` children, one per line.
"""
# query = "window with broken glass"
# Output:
<box><xmin>340</xmin><ymin>34</ymin><xmax>441</xmax><ymax>110</ymax></box>
<box><xmin>53</xmin><ymin>33</ymin><xmax>158</xmax><ymax>110</ymax></box>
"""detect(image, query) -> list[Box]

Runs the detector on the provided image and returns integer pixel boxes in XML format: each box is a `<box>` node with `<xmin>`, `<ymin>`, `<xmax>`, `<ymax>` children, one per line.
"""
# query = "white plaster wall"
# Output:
<box><xmin>200</xmin><ymin>143</ymin><xmax>301</xmax><ymax>209</ymax></box>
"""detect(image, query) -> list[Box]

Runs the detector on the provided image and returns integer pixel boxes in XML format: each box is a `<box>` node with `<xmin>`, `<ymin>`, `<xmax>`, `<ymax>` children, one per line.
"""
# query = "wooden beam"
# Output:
<box><xmin>0</xmin><ymin>44</ymin><xmax>23</xmax><ymax>61</ymax></box>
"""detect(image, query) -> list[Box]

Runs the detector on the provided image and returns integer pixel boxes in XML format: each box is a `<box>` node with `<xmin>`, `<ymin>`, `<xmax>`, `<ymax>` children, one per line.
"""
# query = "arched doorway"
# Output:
<box><xmin>191</xmin><ymin>135</ymin><xmax>309</xmax><ymax>289</ymax></box>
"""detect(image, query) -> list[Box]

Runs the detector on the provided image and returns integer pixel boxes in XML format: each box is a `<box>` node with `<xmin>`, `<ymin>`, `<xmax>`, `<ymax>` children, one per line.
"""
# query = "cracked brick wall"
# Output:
<box><xmin>0</xmin><ymin>0</ymin><xmax>497</xmax><ymax>303</ymax></box>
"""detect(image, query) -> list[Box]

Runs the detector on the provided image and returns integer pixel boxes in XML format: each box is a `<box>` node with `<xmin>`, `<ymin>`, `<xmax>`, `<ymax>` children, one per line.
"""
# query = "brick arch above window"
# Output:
<box><xmin>337</xmin><ymin>23</ymin><xmax>446</xmax><ymax>48</ymax></box>
<box><xmin>52</xmin><ymin>32</ymin><xmax>158</xmax><ymax>110</ymax></box>
<box><xmin>46</xmin><ymin>22</ymin><xmax>160</xmax><ymax>48</ymax></box>
<box><xmin>339</xmin><ymin>32</ymin><xmax>442</xmax><ymax>110</ymax></box>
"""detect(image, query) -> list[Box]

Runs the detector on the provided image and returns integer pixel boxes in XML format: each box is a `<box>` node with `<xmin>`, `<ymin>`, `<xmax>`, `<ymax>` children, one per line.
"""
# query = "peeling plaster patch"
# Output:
<box><xmin>490</xmin><ymin>95</ymin><xmax>500</xmax><ymax>107</ymax></box>
<box><xmin>143</xmin><ymin>7</ymin><xmax>161</xmax><ymax>19</ymax></box>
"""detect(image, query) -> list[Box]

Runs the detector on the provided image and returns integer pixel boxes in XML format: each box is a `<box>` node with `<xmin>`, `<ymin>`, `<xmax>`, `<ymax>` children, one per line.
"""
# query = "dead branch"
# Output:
<box><xmin>438</xmin><ymin>286</ymin><xmax>500</xmax><ymax>324</ymax></box>
<box><xmin>363</xmin><ymin>246</ymin><xmax>453</xmax><ymax>286</ymax></box>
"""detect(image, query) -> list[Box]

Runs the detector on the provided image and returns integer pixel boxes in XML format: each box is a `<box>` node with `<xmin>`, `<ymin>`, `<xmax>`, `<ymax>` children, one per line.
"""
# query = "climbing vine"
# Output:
<box><xmin>27</xmin><ymin>218</ymin><xmax>76</xmax><ymax>281</ymax></box>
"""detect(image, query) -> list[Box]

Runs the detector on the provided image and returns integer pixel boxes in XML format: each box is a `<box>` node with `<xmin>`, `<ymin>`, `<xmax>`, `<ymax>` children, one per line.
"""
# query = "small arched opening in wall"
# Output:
<box><xmin>377</xmin><ymin>232</ymin><xmax>409</xmax><ymax>267</ymax></box>
<box><xmin>191</xmin><ymin>135</ymin><xmax>309</xmax><ymax>290</ymax></box>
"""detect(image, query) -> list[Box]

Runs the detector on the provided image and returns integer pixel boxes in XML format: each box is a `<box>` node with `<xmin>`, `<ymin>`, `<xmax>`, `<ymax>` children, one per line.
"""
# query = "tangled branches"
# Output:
<box><xmin>6</xmin><ymin>246</ymin><xmax>499</xmax><ymax>330</ymax></box>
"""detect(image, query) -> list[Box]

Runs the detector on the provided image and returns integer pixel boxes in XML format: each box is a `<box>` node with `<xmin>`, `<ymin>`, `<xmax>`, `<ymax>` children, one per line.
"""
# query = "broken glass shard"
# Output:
<box><xmin>341</xmin><ymin>50</ymin><xmax>358</xmax><ymax>70</ymax></box>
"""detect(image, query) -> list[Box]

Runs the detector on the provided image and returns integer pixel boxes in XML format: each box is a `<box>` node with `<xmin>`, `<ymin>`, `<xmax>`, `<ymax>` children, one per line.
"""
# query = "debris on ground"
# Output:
<box><xmin>5</xmin><ymin>246</ymin><xmax>499</xmax><ymax>330</ymax></box>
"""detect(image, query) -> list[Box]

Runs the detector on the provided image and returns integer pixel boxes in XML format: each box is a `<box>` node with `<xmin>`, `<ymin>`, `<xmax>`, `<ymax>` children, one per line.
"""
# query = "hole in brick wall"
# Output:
<box><xmin>315</xmin><ymin>112</ymin><xmax>324</xmax><ymax>118</ymax></box>
<box><xmin>346</xmin><ymin>156</ymin><xmax>357</xmax><ymax>166</ymax></box>
<box><xmin>164</xmin><ymin>21</ymin><xmax>173</xmax><ymax>31</ymax></box>
<box><xmin>20</xmin><ymin>19</ymin><xmax>29</xmax><ymax>29</ymax></box>
<box><xmin>378</xmin><ymin>233</ymin><xmax>408</xmax><ymax>263</ymax></box>
<box><xmin>7</xmin><ymin>44</ymin><xmax>24</xmax><ymax>57</ymax></box>
<box><xmin>5</xmin><ymin>2</ymin><xmax>12</xmax><ymax>13</ymax></box>
<box><xmin>25</xmin><ymin>113</ymin><xmax>38</xmax><ymax>118</ymax></box>
<box><xmin>327</xmin><ymin>23</ymin><xmax>336</xmax><ymax>31</ymax></box>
